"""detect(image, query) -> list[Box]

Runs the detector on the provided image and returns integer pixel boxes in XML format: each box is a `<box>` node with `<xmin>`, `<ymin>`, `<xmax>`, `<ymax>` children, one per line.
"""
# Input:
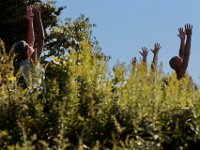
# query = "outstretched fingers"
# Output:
<box><xmin>155</xmin><ymin>43</ymin><xmax>161</xmax><ymax>50</ymax></box>
<box><xmin>151</xmin><ymin>43</ymin><xmax>161</xmax><ymax>54</ymax></box>
<box><xmin>139</xmin><ymin>47</ymin><xmax>149</xmax><ymax>57</ymax></box>
<box><xmin>185</xmin><ymin>23</ymin><xmax>193</xmax><ymax>37</ymax></box>
<box><xmin>177</xmin><ymin>27</ymin><xmax>185</xmax><ymax>40</ymax></box>
<box><xmin>185</xmin><ymin>23</ymin><xmax>193</xmax><ymax>30</ymax></box>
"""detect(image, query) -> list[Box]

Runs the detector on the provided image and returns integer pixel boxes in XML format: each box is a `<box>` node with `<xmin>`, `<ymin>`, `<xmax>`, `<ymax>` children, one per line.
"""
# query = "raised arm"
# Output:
<box><xmin>26</xmin><ymin>6</ymin><xmax>35</xmax><ymax>47</ymax></box>
<box><xmin>179</xmin><ymin>23</ymin><xmax>192</xmax><ymax>76</ymax></box>
<box><xmin>151</xmin><ymin>43</ymin><xmax>161</xmax><ymax>71</ymax></box>
<box><xmin>139</xmin><ymin>47</ymin><xmax>149</xmax><ymax>64</ymax></box>
<box><xmin>32</xmin><ymin>5</ymin><xmax>45</xmax><ymax>62</ymax></box>
<box><xmin>177</xmin><ymin>27</ymin><xmax>185</xmax><ymax>58</ymax></box>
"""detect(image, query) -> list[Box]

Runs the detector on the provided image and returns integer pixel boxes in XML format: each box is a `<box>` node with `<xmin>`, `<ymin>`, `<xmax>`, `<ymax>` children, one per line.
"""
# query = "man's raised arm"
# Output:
<box><xmin>151</xmin><ymin>43</ymin><xmax>161</xmax><ymax>71</ymax></box>
<box><xmin>180</xmin><ymin>23</ymin><xmax>192</xmax><ymax>77</ymax></box>
<box><xmin>139</xmin><ymin>47</ymin><xmax>149</xmax><ymax>64</ymax></box>
<box><xmin>178</xmin><ymin>27</ymin><xmax>186</xmax><ymax>58</ymax></box>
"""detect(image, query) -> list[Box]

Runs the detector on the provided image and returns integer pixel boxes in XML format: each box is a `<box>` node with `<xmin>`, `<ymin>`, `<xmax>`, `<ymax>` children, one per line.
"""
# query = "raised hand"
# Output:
<box><xmin>151</xmin><ymin>43</ymin><xmax>161</xmax><ymax>55</ymax></box>
<box><xmin>32</xmin><ymin>4</ymin><xmax>42</xmax><ymax>21</ymax></box>
<box><xmin>26</xmin><ymin>6</ymin><xmax>34</xmax><ymax>21</ymax></box>
<box><xmin>178</xmin><ymin>27</ymin><xmax>185</xmax><ymax>58</ymax></box>
<box><xmin>32</xmin><ymin>4</ymin><xmax>41</xmax><ymax>14</ymax></box>
<box><xmin>151</xmin><ymin>43</ymin><xmax>161</xmax><ymax>71</ymax></box>
<box><xmin>185</xmin><ymin>23</ymin><xmax>192</xmax><ymax>37</ymax></box>
<box><xmin>177</xmin><ymin>27</ymin><xmax>185</xmax><ymax>41</ymax></box>
<box><xmin>139</xmin><ymin>47</ymin><xmax>148</xmax><ymax>63</ymax></box>
<box><xmin>139</xmin><ymin>47</ymin><xmax>149</xmax><ymax>57</ymax></box>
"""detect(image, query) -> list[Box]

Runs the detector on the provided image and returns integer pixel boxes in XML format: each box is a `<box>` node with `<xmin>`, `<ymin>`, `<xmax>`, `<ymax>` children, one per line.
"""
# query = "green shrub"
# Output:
<box><xmin>1</xmin><ymin>39</ymin><xmax>200</xmax><ymax>150</ymax></box>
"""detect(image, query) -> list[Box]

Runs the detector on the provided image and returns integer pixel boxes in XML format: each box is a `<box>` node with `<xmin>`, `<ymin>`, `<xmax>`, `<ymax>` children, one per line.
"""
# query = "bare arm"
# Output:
<box><xmin>177</xmin><ymin>27</ymin><xmax>185</xmax><ymax>58</ymax></box>
<box><xmin>139</xmin><ymin>47</ymin><xmax>148</xmax><ymax>74</ymax></box>
<box><xmin>179</xmin><ymin>23</ymin><xmax>192</xmax><ymax>78</ymax></box>
<box><xmin>26</xmin><ymin>6</ymin><xmax>35</xmax><ymax>47</ymax></box>
<box><xmin>151</xmin><ymin>43</ymin><xmax>161</xmax><ymax>71</ymax></box>
<box><xmin>139</xmin><ymin>47</ymin><xmax>149</xmax><ymax>64</ymax></box>
<box><xmin>32</xmin><ymin>5</ymin><xmax>45</xmax><ymax>62</ymax></box>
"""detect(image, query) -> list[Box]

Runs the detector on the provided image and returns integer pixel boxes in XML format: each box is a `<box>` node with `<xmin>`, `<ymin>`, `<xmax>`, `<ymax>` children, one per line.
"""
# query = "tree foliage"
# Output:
<box><xmin>0</xmin><ymin>0</ymin><xmax>64</xmax><ymax>52</ymax></box>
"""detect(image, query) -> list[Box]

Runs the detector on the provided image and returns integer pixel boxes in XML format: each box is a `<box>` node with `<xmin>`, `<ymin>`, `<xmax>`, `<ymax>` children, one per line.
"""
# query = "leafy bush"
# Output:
<box><xmin>1</xmin><ymin>38</ymin><xmax>200</xmax><ymax>150</ymax></box>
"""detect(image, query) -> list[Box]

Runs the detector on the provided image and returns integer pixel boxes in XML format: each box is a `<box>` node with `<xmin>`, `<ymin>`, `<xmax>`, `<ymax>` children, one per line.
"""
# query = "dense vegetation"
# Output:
<box><xmin>1</xmin><ymin>0</ymin><xmax>200</xmax><ymax>150</ymax></box>
<box><xmin>1</xmin><ymin>38</ymin><xmax>200</xmax><ymax>149</ymax></box>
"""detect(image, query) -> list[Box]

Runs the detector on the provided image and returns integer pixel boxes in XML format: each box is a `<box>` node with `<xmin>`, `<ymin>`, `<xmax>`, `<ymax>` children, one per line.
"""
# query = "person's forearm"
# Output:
<box><xmin>151</xmin><ymin>54</ymin><xmax>158</xmax><ymax>70</ymax></box>
<box><xmin>27</xmin><ymin>19</ymin><xmax>35</xmax><ymax>46</ymax></box>
<box><xmin>179</xmin><ymin>39</ymin><xmax>185</xmax><ymax>58</ymax></box>
<box><xmin>34</xmin><ymin>12</ymin><xmax>45</xmax><ymax>58</ymax></box>
<box><xmin>184</xmin><ymin>36</ymin><xmax>191</xmax><ymax>56</ymax></box>
<box><xmin>179</xmin><ymin>36</ymin><xmax>191</xmax><ymax>77</ymax></box>
<box><xmin>143</xmin><ymin>57</ymin><xmax>147</xmax><ymax>63</ymax></box>
<box><xmin>181</xmin><ymin>36</ymin><xmax>191</xmax><ymax>70</ymax></box>
<box><xmin>35</xmin><ymin>12</ymin><xmax>45</xmax><ymax>41</ymax></box>
<box><xmin>142</xmin><ymin>57</ymin><xmax>148</xmax><ymax>73</ymax></box>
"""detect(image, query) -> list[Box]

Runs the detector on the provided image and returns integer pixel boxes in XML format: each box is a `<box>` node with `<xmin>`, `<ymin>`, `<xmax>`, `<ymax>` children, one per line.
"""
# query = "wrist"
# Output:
<box><xmin>143</xmin><ymin>57</ymin><xmax>147</xmax><ymax>61</ymax></box>
<box><xmin>27</xmin><ymin>17</ymin><xmax>34</xmax><ymax>21</ymax></box>
<box><xmin>26</xmin><ymin>15</ymin><xmax>34</xmax><ymax>21</ymax></box>
<box><xmin>181</xmin><ymin>37</ymin><xmax>185</xmax><ymax>41</ymax></box>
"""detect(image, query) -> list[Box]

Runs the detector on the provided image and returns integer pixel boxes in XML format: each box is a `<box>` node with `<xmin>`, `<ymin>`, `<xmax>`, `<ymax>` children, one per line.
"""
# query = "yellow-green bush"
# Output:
<box><xmin>0</xmin><ymin>39</ymin><xmax>200</xmax><ymax>150</ymax></box>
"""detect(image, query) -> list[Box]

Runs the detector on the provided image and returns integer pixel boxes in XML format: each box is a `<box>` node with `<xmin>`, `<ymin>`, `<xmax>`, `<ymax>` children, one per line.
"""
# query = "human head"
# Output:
<box><xmin>169</xmin><ymin>56</ymin><xmax>183</xmax><ymax>70</ymax></box>
<box><xmin>13</xmin><ymin>40</ymin><xmax>34</xmax><ymax>60</ymax></box>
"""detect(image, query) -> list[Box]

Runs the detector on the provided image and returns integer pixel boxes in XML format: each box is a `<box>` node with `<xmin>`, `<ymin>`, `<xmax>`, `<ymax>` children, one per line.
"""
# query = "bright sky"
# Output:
<box><xmin>55</xmin><ymin>0</ymin><xmax>200</xmax><ymax>84</ymax></box>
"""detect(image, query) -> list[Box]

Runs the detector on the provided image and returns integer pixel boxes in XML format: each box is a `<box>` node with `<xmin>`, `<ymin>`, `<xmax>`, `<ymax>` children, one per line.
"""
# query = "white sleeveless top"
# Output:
<box><xmin>20</xmin><ymin>58</ymin><xmax>45</xmax><ymax>90</ymax></box>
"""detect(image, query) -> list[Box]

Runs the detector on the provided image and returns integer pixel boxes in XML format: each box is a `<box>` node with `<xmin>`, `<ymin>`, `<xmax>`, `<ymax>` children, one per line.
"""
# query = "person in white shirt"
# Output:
<box><xmin>13</xmin><ymin>5</ymin><xmax>45</xmax><ymax>89</ymax></box>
